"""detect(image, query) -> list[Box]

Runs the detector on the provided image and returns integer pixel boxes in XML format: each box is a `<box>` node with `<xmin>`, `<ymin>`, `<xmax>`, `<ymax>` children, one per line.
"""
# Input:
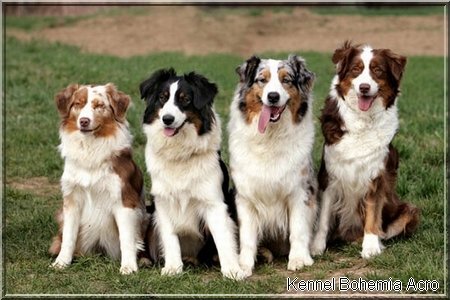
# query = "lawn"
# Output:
<box><xmin>3</xmin><ymin>11</ymin><xmax>446</xmax><ymax>297</ymax></box>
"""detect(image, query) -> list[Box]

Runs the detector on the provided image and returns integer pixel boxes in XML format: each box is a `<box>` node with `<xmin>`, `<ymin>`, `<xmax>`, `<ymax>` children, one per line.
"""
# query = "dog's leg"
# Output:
<box><xmin>115</xmin><ymin>207</ymin><xmax>141</xmax><ymax>275</ymax></box>
<box><xmin>311</xmin><ymin>188</ymin><xmax>333</xmax><ymax>256</ymax></box>
<box><xmin>384</xmin><ymin>203</ymin><xmax>420</xmax><ymax>240</ymax></box>
<box><xmin>51</xmin><ymin>193</ymin><xmax>80</xmax><ymax>269</ymax></box>
<box><xmin>287</xmin><ymin>190</ymin><xmax>314</xmax><ymax>271</ymax></box>
<box><xmin>361</xmin><ymin>180</ymin><xmax>385</xmax><ymax>259</ymax></box>
<box><xmin>155</xmin><ymin>204</ymin><xmax>183</xmax><ymax>276</ymax></box>
<box><xmin>236</xmin><ymin>197</ymin><xmax>258</xmax><ymax>277</ymax></box>
<box><xmin>204</xmin><ymin>201</ymin><xmax>247</xmax><ymax>280</ymax></box>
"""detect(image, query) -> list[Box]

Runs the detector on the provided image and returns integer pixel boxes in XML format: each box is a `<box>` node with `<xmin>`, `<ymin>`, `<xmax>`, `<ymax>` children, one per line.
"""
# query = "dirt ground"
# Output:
<box><xmin>6</xmin><ymin>6</ymin><xmax>446</xmax><ymax>57</ymax></box>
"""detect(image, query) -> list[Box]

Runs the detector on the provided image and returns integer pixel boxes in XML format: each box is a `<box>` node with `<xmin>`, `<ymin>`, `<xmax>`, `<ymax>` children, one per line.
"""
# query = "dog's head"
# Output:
<box><xmin>140</xmin><ymin>68</ymin><xmax>218</xmax><ymax>137</ymax></box>
<box><xmin>235</xmin><ymin>54</ymin><xmax>314</xmax><ymax>134</ymax></box>
<box><xmin>55</xmin><ymin>83</ymin><xmax>130</xmax><ymax>137</ymax></box>
<box><xmin>332</xmin><ymin>41</ymin><xmax>407</xmax><ymax>111</ymax></box>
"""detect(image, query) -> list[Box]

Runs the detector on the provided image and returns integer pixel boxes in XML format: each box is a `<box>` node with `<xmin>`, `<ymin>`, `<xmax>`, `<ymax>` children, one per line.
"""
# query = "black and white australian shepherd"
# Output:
<box><xmin>311</xmin><ymin>42</ymin><xmax>420</xmax><ymax>258</ymax></box>
<box><xmin>228</xmin><ymin>55</ymin><xmax>317</xmax><ymax>276</ymax></box>
<box><xmin>140</xmin><ymin>69</ymin><xmax>245</xmax><ymax>280</ymax></box>
<box><xmin>49</xmin><ymin>83</ymin><xmax>149</xmax><ymax>274</ymax></box>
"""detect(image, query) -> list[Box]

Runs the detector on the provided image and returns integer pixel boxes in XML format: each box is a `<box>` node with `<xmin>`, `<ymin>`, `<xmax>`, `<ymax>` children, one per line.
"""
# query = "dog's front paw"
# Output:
<box><xmin>287</xmin><ymin>255</ymin><xmax>314</xmax><ymax>271</ymax></box>
<box><xmin>361</xmin><ymin>244</ymin><xmax>384</xmax><ymax>258</ymax></box>
<box><xmin>161</xmin><ymin>264</ymin><xmax>183</xmax><ymax>276</ymax></box>
<box><xmin>120</xmin><ymin>263</ymin><xmax>138</xmax><ymax>275</ymax></box>
<box><xmin>310</xmin><ymin>237</ymin><xmax>327</xmax><ymax>256</ymax></box>
<box><xmin>238</xmin><ymin>256</ymin><xmax>254</xmax><ymax>277</ymax></box>
<box><xmin>361</xmin><ymin>234</ymin><xmax>384</xmax><ymax>259</ymax></box>
<box><xmin>221</xmin><ymin>266</ymin><xmax>249</xmax><ymax>281</ymax></box>
<box><xmin>51</xmin><ymin>257</ymin><xmax>71</xmax><ymax>269</ymax></box>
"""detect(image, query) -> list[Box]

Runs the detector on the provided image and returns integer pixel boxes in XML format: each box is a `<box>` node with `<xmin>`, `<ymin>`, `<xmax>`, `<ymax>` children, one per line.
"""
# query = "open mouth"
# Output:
<box><xmin>258</xmin><ymin>104</ymin><xmax>286</xmax><ymax>134</ymax></box>
<box><xmin>163</xmin><ymin>122</ymin><xmax>185</xmax><ymax>137</ymax></box>
<box><xmin>357</xmin><ymin>94</ymin><xmax>377</xmax><ymax>112</ymax></box>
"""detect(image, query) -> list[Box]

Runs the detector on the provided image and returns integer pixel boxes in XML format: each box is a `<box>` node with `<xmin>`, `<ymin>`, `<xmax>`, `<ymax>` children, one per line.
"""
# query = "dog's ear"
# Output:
<box><xmin>380</xmin><ymin>49</ymin><xmax>407</xmax><ymax>83</ymax></box>
<box><xmin>184</xmin><ymin>72</ymin><xmax>218</xmax><ymax>135</ymax></box>
<box><xmin>55</xmin><ymin>84</ymin><xmax>80</xmax><ymax>118</ymax></box>
<box><xmin>139</xmin><ymin>68</ymin><xmax>176</xmax><ymax>103</ymax></box>
<box><xmin>235</xmin><ymin>55</ymin><xmax>261</xmax><ymax>87</ymax></box>
<box><xmin>106</xmin><ymin>83</ymin><xmax>130</xmax><ymax>122</ymax></box>
<box><xmin>184</xmin><ymin>72</ymin><xmax>218</xmax><ymax>110</ymax></box>
<box><xmin>288</xmin><ymin>54</ymin><xmax>315</xmax><ymax>95</ymax></box>
<box><xmin>332</xmin><ymin>40</ymin><xmax>360</xmax><ymax>77</ymax></box>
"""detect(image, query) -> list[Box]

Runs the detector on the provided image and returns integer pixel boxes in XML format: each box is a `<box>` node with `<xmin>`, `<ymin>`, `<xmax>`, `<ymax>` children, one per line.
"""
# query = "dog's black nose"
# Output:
<box><xmin>359</xmin><ymin>83</ymin><xmax>370</xmax><ymax>94</ymax></box>
<box><xmin>79</xmin><ymin>117</ymin><xmax>90</xmax><ymax>128</ymax></box>
<box><xmin>267</xmin><ymin>92</ymin><xmax>280</xmax><ymax>104</ymax></box>
<box><xmin>162</xmin><ymin>114</ymin><xmax>175</xmax><ymax>126</ymax></box>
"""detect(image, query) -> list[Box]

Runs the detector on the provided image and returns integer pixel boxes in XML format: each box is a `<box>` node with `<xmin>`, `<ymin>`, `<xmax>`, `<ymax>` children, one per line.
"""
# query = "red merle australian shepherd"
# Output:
<box><xmin>140</xmin><ymin>69</ymin><xmax>246</xmax><ymax>280</ymax></box>
<box><xmin>50</xmin><ymin>83</ymin><xmax>149</xmax><ymax>274</ymax></box>
<box><xmin>311</xmin><ymin>42</ymin><xmax>420</xmax><ymax>259</ymax></box>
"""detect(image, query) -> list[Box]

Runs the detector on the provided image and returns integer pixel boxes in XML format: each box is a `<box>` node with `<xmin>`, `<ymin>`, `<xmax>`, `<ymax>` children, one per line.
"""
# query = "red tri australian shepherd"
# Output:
<box><xmin>49</xmin><ymin>83</ymin><xmax>150</xmax><ymax>274</ymax></box>
<box><xmin>311</xmin><ymin>42</ymin><xmax>420</xmax><ymax>258</ymax></box>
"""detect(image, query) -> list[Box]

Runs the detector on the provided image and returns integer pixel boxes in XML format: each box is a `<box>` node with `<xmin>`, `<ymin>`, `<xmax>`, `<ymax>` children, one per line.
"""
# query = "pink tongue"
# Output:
<box><xmin>358</xmin><ymin>97</ymin><xmax>373</xmax><ymax>111</ymax></box>
<box><xmin>258</xmin><ymin>105</ymin><xmax>272</xmax><ymax>134</ymax></box>
<box><xmin>163</xmin><ymin>127</ymin><xmax>177</xmax><ymax>137</ymax></box>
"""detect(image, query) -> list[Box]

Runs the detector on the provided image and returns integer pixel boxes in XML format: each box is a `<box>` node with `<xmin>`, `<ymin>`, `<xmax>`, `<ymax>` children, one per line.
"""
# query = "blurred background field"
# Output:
<box><xmin>3</xmin><ymin>4</ymin><xmax>447</xmax><ymax>296</ymax></box>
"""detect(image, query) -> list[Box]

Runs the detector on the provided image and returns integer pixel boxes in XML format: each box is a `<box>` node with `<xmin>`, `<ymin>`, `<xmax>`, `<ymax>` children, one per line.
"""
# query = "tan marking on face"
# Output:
<box><xmin>369</xmin><ymin>52</ymin><xmax>397</xmax><ymax>108</ymax></box>
<box><xmin>92</xmin><ymin>98</ymin><xmax>106</xmax><ymax>110</ymax></box>
<box><xmin>93</xmin><ymin>111</ymin><xmax>117</xmax><ymax>137</ymax></box>
<box><xmin>243</xmin><ymin>85</ymin><xmax>264</xmax><ymax>124</ymax></box>
<box><xmin>61</xmin><ymin>87</ymin><xmax>88</xmax><ymax>134</ymax></box>
<box><xmin>338</xmin><ymin>57</ymin><xmax>364</xmax><ymax>97</ymax></box>
<box><xmin>72</xmin><ymin>87</ymin><xmax>88</xmax><ymax>109</ymax></box>
<box><xmin>89</xmin><ymin>86</ymin><xmax>122</xmax><ymax>138</ymax></box>
<box><xmin>185</xmin><ymin>111</ymin><xmax>203</xmax><ymax>133</ymax></box>
<box><xmin>259</xmin><ymin>69</ymin><xmax>271</xmax><ymax>83</ymax></box>
<box><xmin>278</xmin><ymin>69</ymin><xmax>299</xmax><ymax>123</ymax></box>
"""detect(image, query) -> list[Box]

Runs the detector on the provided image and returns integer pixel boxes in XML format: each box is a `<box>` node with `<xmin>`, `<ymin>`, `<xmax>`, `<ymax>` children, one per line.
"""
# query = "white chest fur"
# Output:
<box><xmin>144</xmin><ymin>114</ymin><xmax>223</xmax><ymax>234</ymax></box>
<box><xmin>325</xmin><ymin>98</ymin><xmax>399</xmax><ymax>198</ymax></box>
<box><xmin>57</xmin><ymin>127</ymin><xmax>134</xmax><ymax>259</ymax></box>
<box><xmin>228</xmin><ymin>100</ymin><xmax>315</xmax><ymax>200</ymax></box>
<box><xmin>228</xmin><ymin>96</ymin><xmax>315</xmax><ymax>235</ymax></box>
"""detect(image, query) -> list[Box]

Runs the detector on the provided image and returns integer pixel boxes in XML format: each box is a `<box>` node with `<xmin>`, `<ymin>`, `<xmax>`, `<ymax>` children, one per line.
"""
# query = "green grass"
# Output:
<box><xmin>4</xmin><ymin>6</ymin><xmax>153</xmax><ymax>31</ymax></box>
<box><xmin>4</xmin><ymin>33</ymin><xmax>446</xmax><ymax>296</ymax></box>
<box><xmin>312</xmin><ymin>5</ymin><xmax>444</xmax><ymax>16</ymax></box>
<box><xmin>4</xmin><ymin>15</ymin><xmax>83</xmax><ymax>31</ymax></box>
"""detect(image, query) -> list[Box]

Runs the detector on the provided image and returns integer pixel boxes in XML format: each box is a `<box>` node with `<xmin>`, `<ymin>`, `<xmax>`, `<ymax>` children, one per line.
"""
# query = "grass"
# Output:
<box><xmin>4</xmin><ymin>6</ymin><xmax>155</xmax><ymax>31</ymax></box>
<box><xmin>4</xmin><ymin>27</ymin><xmax>446</xmax><ymax>296</ymax></box>
<box><xmin>312</xmin><ymin>5</ymin><xmax>444</xmax><ymax>16</ymax></box>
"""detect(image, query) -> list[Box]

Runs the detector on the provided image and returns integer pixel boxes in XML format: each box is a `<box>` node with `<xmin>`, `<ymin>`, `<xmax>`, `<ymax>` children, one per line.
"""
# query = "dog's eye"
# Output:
<box><xmin>257</xmin><ymin>78</ymin><xmax>267</xmax><ymax>84</ymax></box>
<box><xmin>282</xmin><ymin>78</ymin><xmax>292</xmax><ymax>84</ymax></box>
<box><xmin>351</xmin><ymin>66</ymin><xmax>362</xmax><ymax>74</ymax></box>
<box><xmin>372</xmin><ymin>67</ymin><xmax>384</xmax><ymax>76</ymax></box>
<box><xmin>178</xmin><ymin>94</ymin><xmax>191</xmax><ymax>106</ymax></box>
<box><xmin>159</xmin><ymin>93</ymin><xmax>167</xmax><ymax>103</ymax></box>
<box><xmin>94</xmin><ymin>103</ymin><xmax>105</xmax><ymax>110</ymax></box>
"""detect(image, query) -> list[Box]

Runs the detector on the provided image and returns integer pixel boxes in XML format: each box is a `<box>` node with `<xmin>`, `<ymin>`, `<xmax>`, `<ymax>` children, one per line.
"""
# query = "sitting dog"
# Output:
<box><xmin>227</xmin><ymin>54</ymin><xmax>317</xmax><ymax>276</ymax></box>
<box><xmin>311</xmin><ymin>42</ymin><xmax>420</xmax><ymax>258</ymax></box>
<box><xmin>50</xmin><ymin>83</ymin><xmax>149</xmax><ymax>274</ymax></box>
<box><xmin>140</xmin><ymin>69</ymin><xmax>245</xmax><ymax>280</ymax></box>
